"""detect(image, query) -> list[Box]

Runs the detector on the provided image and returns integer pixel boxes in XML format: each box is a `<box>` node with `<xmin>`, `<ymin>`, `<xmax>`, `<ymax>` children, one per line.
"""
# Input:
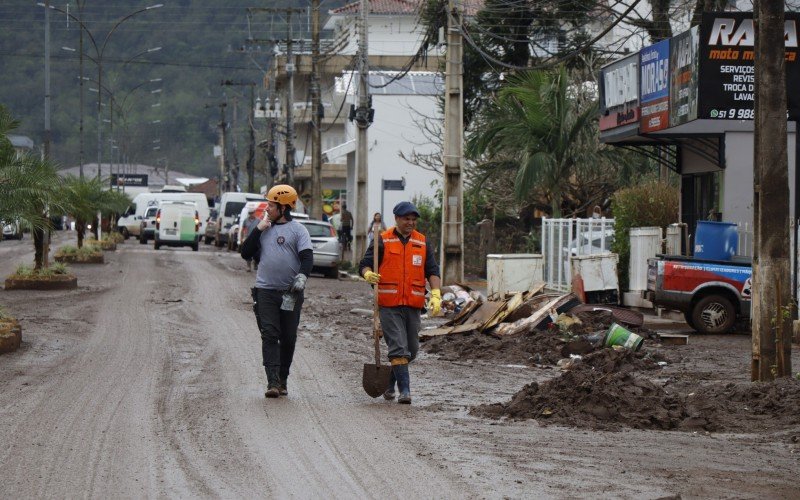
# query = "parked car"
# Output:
<box><xmin>227</xmin><ymin>214</ymin><xmax>241</xmax><ymax>251</ymax></box>
<box><xmin>203</xmin><ymin>208</ymin><xmax>218</xmax><ymax>245</ymax></box>
<box><xmin>153</xmin><ymin>201</ymin><xmax>200</xmax><ymax>251</ymax></box>
<box><xmin>297</xmin><ymin>218</ymin><xmax>341</xmax><ymax>278</ymax></box>
<box><xmin>2</xmin><ymin>220</ymin><xmax>23</xmax><ymax>240</ymax></box>
<box><xmin>139</xmin><ymin>206</ymin><xmax>159</xmax><ymax>244</ymax></box>
<box><xmin>564</xmin><ymin>228</ymin><xmax>615</xmax><ymax>257</ymax></box>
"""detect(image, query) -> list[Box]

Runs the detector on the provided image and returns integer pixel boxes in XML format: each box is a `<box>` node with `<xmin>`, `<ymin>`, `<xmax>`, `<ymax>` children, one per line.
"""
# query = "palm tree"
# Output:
<box><xmin>0</xmin><ymin>105</ymin><xmax>62</xmax><ymax>268</ymax></box>
<box><xmin>466</xmin><ymin>67</ymin><xmax>598</xmax><ymax>217</ymax></box>
<box><xmin>60</xmin><ymin>176</ymin><xmax>129</xmax><ymax>248</ymax></box>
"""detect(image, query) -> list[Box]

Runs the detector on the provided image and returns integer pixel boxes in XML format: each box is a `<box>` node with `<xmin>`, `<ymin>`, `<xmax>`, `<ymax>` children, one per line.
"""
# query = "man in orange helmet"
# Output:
<box><xmin>358</xmin><ymin>201</ymin><xmax>442</xmax><ymax>404</ymax></box>
<box><xmin>241</xmin><ymin>184</ymin><xmax>313</xmax><ymax>398</ymax></box>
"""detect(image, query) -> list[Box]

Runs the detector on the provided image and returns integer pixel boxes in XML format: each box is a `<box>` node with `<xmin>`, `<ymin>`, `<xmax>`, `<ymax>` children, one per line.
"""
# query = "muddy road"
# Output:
<box><xmin>1</xmin><ymin>234</ymin><xmax>798</xmax><ymax>499</ymax></box>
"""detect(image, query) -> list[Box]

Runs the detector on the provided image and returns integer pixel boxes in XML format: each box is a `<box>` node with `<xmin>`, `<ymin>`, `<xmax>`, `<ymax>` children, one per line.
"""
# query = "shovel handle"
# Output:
<box><xmin>372</xmin><ymin>223</ymin><xmax>382</xmax><ymax>366</ymax></box>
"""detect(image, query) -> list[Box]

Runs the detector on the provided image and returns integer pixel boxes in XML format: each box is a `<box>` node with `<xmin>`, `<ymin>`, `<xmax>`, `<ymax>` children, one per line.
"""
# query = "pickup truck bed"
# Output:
<box><xmin>647</xmin><ymin>254</ymin><xmax>752</xmax><ymax>333</ymax></box>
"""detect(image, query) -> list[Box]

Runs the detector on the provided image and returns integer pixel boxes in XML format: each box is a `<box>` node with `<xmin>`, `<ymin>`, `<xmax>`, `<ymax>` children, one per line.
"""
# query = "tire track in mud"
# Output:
<box><xmin>0</xmin><ymin>249</ymin><xmax>164</xmax><ymax>498</ymax></box>
<box><xmin>183</xmin><ymin>252</ymin><xmax>471</xmax><ymax>498</ymax></box>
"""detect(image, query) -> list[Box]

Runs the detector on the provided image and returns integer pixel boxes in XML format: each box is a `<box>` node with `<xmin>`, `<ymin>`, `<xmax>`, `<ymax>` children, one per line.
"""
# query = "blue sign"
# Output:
<box><xmin>640</xmin><ymin>39</ymin><xmax>670</xmax><ymax>102</ymax></box>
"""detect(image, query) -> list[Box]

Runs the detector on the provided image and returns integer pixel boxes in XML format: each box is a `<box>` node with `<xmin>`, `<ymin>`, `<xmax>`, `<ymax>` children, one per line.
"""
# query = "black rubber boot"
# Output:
<box><xmin>265</xmin><ymin>367</ymin><xmax>281</xmax><ymax>398</ymax></box>
<box><xmin>393</xmin><ymin>364</ymin><xmax>411</xmax><ymax>404</ymax></box>
<box><xmin>383</xmin><ymin>370</ymin><xmax>397</xmax><ymax>400</ymax></box>
<box><xmin>279</xmin><ymin>378</ymin><xmax>288</xmax><ymax>396</ymax></box>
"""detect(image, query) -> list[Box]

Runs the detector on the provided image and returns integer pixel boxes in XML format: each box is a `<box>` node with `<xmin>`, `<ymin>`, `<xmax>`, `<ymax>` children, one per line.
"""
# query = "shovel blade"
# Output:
<box><xmin>362</xmin><ymin>363</ymin><xmax>393</xmax><ymax>398</ymax></box>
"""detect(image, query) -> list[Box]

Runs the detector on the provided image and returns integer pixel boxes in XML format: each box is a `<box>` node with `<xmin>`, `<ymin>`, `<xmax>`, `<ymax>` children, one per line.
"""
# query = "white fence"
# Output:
<box><xmin>542</xmin><ymin>217</ymin><xmax>615</xmax><ymax>291</ymax></box>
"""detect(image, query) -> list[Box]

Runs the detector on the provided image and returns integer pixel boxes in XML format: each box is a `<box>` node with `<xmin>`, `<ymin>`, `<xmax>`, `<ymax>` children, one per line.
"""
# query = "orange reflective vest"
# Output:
<box><xmin>377</xmin><ymin>228</ymin><xmax>427</xmax><ymax>308</ymax></box>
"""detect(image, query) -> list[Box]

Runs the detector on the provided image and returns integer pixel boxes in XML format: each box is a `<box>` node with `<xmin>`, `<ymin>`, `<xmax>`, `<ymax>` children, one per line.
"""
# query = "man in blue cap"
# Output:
<box><xmin>359</xmin><ymin>201</ymin><xmax>442</xmax><ymax>404</ymax></box>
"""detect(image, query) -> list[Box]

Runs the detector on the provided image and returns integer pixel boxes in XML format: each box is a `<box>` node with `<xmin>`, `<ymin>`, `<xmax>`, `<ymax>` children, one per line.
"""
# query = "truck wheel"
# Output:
<box><xmin>691</xmin><ymin>294</ymin><xmax>735</xmax><ymax>334</ymax></box>
<box><xmin>683</xmin><ymin>311</ymin><xmax>696</xmax><ymax>330</ymax></box>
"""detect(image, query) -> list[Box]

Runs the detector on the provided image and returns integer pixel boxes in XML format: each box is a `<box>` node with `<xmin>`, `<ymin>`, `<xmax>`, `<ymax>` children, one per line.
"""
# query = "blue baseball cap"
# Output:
<box><xmin>393</xmin><ymin>201</ymin><xmax>420</xmax><ymax>217</ymax></box>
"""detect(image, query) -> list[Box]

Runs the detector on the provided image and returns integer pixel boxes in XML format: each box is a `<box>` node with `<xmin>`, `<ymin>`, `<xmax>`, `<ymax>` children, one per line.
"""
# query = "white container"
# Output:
<box><xmin>629</xmin><ymin>227</ymin><xmax>662</xmax><ymax>291</ymax></box>
<box><xmin>486</xmin><ymin>254</ymin><xmax>544</xmax><ymax>296</ymax></box>
<box><xmin>571</xmin><ymin>253</ymin><xmax>619</xmax><ymax>293</ymax></box>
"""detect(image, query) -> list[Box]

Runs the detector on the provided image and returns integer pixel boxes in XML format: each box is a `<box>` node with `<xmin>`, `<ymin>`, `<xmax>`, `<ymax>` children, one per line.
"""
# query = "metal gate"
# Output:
<box><xmin>541</xmin><ymin>217</ymin><xmax>615</xmax><ymax>291</ymax></box>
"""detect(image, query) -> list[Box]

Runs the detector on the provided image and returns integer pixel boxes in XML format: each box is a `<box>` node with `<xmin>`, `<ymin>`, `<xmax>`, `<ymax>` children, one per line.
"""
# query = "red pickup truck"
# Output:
<box><xmin>646</xmin><ymin>255</ymin><xmax>752</xmax><ymax>334</ymax></box>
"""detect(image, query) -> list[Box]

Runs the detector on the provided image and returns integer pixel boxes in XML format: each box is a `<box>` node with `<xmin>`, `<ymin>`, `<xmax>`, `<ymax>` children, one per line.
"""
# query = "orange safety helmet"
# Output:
<box><xmin>266</xmin><ymin>184</ymin><xmax>298</xmax><ymax>209</ymax></box>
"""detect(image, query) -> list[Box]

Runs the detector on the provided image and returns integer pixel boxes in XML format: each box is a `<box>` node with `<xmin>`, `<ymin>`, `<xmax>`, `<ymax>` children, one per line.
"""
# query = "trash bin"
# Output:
<box><xmin>694</xmin><ymin>221</ymin><xmax>738</xmax><ymax>261</ymax></box>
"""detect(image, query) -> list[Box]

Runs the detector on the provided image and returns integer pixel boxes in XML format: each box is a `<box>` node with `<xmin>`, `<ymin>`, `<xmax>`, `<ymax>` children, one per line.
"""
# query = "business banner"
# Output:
<box><xmin>698</xmin><ymin>12</ymin><xmax>800</xmax><ymax>120</ymax></box>
<box><xmin>599</xmin><ymin>53</ymin><xmax>640</xmax><ymax>131</ymax></box>
<box><xmin>111</xmin><ymin>174</ymin><xmax>148</xmax><ymax>187</ymax></box>
<box><xmin>669</xmin><ymin>26</ymin><xmax>699</xmax><ymax>127</ymax></box>
<box><xmin>640</xmin><ymin>39</ymin><xmax>670</xmax><ymax>132</ymax></box>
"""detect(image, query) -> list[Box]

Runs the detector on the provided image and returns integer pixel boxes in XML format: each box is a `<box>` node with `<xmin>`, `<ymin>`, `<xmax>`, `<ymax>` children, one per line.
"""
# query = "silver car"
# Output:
<box><xmin>2</xmin><ymin>220</ymin><xmax>23</xmax><ymax>240</ymax></box>
<box><xmin>297</xmin><ymin>219</ymin><xmax>341</xmax><ymax>278</ymax></box>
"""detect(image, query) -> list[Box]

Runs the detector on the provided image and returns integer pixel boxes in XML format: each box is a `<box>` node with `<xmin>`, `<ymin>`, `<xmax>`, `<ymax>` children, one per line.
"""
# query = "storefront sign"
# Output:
<box><xmin>699</xmin><ymin>12</ymin><xmax>800</xmax><ymax>120</ymax></box>
<box><xmin>599</xmin><ymin>53</ymin><xmax>640</xmax><ymax>131</ymax></box>
<box><xmin>640</xmin><ymin>39</ymin><xmax>670</xmax><ymax>132</ymax></box>
<box><xmin>669</xmin><ymin>26</ymin><xmax>699</xmax><ymax>127</ymax></box>
<box><xmin>111</xmin><ymin>174</ymin><xmax>148</xmax><ymax>187</ymax></box>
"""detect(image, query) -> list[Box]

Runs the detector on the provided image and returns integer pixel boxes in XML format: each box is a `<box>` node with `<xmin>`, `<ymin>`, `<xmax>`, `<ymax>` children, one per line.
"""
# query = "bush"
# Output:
<box><xmin>13</xmin><ymin>263</ymin><xmax>70</xmax><ymax>278</ymax></box>
<box><xmin>611</xmin><ymin>180</ymin><xmax>679</xmax><ymax>289</ymax></box>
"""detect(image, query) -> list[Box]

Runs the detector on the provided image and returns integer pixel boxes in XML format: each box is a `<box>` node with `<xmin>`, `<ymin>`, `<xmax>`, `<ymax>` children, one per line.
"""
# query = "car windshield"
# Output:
<box><xmin>226</xmin><ymin>202</ymin><xmax>246</xmax><ymax>217</ymax></box>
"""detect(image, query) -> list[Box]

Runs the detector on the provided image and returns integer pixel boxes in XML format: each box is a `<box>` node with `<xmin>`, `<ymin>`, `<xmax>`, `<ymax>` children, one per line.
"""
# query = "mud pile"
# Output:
<box><xmin>473</xmin><ymin>348</ymin><xmax>800</xmax><ymax>433</ymax></box>
<box><xmin>423</xmin><ymin>329</ymin><xmax>566</xmax><ymax>366</ymax></box>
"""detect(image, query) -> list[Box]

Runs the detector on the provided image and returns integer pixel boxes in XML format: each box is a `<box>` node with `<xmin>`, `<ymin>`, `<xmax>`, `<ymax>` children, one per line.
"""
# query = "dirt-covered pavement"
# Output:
<box><xmin>1</xmin><ymin>233</ymin><xmax>799</xmax><ymax>499</ymax></box>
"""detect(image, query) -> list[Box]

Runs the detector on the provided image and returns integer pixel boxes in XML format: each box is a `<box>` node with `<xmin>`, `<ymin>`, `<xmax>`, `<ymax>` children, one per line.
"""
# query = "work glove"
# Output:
<box><xmin>289</xmin><ymin>274</ymin><xmax>307</xmax><ymax>293</ymax></box>
<box><xmin>257</xmin><ymin>213</ymin><xmax>271</xmax><ymax>231</ymax></box>
<box><xmin>363</xmin><ymin>270</ymin><xmax>381</xmax><ymax>285</ymax></box>
<box><xmin>427</xmin><ymin>289</ymin><xmax>442</xmax><ymax>316</ymax></box>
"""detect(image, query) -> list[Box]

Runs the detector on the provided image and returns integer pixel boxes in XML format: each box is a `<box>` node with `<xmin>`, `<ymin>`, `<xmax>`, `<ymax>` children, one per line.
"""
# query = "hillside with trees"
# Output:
<box><xmin>0</xmin><ymin>0</ymin><xmax>345</xmax><ymax>178</ymax></box>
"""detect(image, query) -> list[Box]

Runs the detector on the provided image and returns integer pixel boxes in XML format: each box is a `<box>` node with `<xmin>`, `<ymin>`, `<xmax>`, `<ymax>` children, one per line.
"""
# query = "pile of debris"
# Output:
<box><xmin>423</xmin><ymin>283</ymin><xmax>651</xmax><ymax>358</ymax></box>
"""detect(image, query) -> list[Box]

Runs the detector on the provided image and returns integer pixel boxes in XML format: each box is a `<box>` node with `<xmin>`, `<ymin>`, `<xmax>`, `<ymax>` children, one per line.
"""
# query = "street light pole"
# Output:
<box><xmin>39</xmin><ymin>2</ymin><xmax>163</xmax><ymax>180</ymax></box>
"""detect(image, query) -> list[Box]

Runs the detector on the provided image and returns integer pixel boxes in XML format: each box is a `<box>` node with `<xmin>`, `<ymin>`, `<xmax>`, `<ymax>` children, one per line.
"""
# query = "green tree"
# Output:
<box><xmin>59</xmin><ymin>175</ymin><xmax>129</xmax><ymax>248</ymax></box>
<box><xmin>466</xmin><ymin>67</ymin><xmax>598</xmax><ymax>217</ymax></box>
<box><xmin>0</xmin><ymin>105</ymin><xmax>62</xmax><ymax>268</ymax></box>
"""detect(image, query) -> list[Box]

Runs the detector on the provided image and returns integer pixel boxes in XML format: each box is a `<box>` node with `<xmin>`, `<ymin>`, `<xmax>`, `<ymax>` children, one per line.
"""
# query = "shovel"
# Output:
<box><xmin>362</xmin><ymin>226</ymin><xmax>393</xmax><ymax>397</ymax></box>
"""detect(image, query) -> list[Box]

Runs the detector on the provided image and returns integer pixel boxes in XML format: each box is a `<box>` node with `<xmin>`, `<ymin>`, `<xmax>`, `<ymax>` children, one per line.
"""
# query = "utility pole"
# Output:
<box><xmin>42</xmin><ymin>0</ymin><xmax>51</xmax><ymax>269</ymax></box>
<box><xmin>353</xmin><ymin>0</ymin><xmax>372</xmax><ymax>260</ymax></box>
<box><xmin>250</xmin><ymin>8</ymin><xmax>305</xmax><ymax>185</ymax></box>
<box><xmin>310</xmin><ymin>0</ymin><xmax>322</xmax><ymax>219</ymax></box>
<box><xmin>247</xmin><ymin>83</ymin><xmax>256</xmax><ymax>193</ymax></box>
<box><xmin>231</xmin><ymin>96</ymin><xmax>240</xmax><ymax>190</ymax></box>
<box><xmin>752</xmin><ymin>1</ymin><xmax>792</xmax><ymax>381</ymax></box>
<box><xmin>441</xmin><ymin>0</ymin><xmax>465</xmax><ymax>284</ymax></box>
<box><xmin>285</xmin><ymin>15</ymin><xmax>298</xmax><ymax>185</ymax></box>
<box><xmin>209</xmin><ymin>102</ymin><xmax>227</xmax><ymax>197</ymax></box>
<box><xmin>222</xmin><ymin>80</ymin><xmax>257</xmax><ymax>192</ymax></box>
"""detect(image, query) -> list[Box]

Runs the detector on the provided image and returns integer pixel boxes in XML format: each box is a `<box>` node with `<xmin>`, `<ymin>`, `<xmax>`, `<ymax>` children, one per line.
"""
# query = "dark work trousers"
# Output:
<box><xmin>255</xmin><ymin>288</ymin><xmax>304</xmax><ymax>381</ymax></box>
<box><xmin>378</xmin><ymin>306</ymin><xmax>421</xmax><ymax>362</ymax></box>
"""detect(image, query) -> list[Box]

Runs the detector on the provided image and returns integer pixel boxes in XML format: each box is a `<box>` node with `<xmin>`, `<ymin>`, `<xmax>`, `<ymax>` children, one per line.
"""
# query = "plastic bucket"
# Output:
<box><xmin>604</xmin><ymin>322</ymin><xmax>644</xmax><ymax>351</ymax></box>
<box><xmin>694</xmin><ymin>221</ymin><xmax>738</xmax><ymax>261</ymax></box>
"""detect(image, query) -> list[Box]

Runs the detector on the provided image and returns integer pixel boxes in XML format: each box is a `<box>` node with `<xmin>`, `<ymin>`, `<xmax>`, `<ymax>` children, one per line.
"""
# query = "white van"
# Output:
<box><xmin>235</xmin><ymin>201</ymin><xmax>310</xmax><ymax>247</ymax></box>
<box><xmin>154</xmin><ymin>201</ymin><xmax>200</xmax><ymax>251</ymax></box>
<box><xmin>117</xmin><ymin>192</ymin><xmax>210</xmax><ymax>240</ymax></box>
<box><xmin>215</xmin><ymin>192</ymin><xmax>266</xmax><ymax>247</ymax></box>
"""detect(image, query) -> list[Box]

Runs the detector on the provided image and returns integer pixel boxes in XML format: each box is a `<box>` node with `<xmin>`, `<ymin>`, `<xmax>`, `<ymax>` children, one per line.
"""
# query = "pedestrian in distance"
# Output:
<box><xmin>339</xmin><ymin>202</ymin><xmax>354</xmax><ymax>250</ymax></box>
<box><xmin>358</xmin><ymin>201</ymin><xmax>442</xmax><ymax>404</ymax></box>
<box><xmin>242</xmin><ymin>207</ymin><xmax>260</xmax><ymax>272</ymax></box>
<box><xmin>241</xmin><ymin>185</ymin><xmax>313</xmax><ymax>398</ymax></box>
<box><xmin>366</xmin><ymin>212</ymin><xmax>385</xmax><ymax>247</ymax></box>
